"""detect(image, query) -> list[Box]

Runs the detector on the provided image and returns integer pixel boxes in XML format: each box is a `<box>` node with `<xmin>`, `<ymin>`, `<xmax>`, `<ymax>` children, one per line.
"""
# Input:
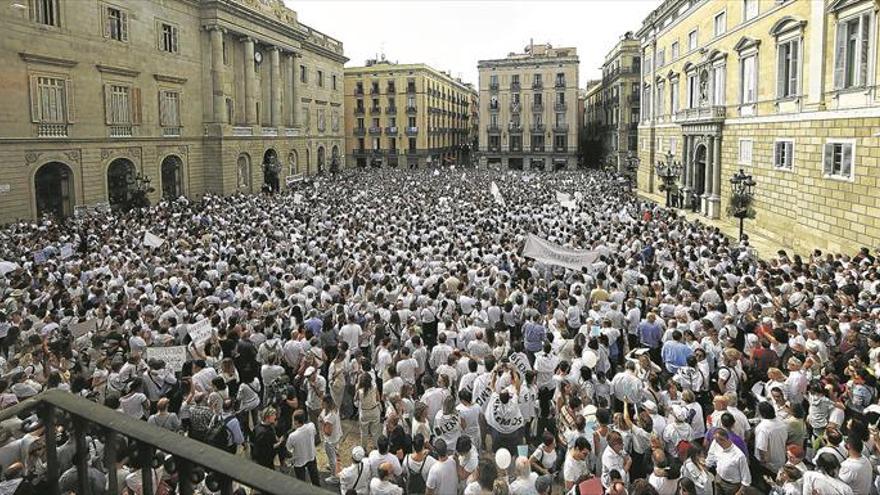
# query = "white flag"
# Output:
<box><xmin>143</xmin><ymin>231</ymin><xmax>166</xmax><ymax>248</ymax></box>
<box><xmin>490</xmin><ymin>182</ymin><xmax>500</xmax><ymax>196</ymax></box>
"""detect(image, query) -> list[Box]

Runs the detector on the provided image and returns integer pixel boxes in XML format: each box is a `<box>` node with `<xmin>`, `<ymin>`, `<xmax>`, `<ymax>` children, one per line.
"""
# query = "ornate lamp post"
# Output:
<box><xmin>654</xmin><ymin>150</ymin><xmax>682</xmax><ymax>208</ymax></box>
<box><xmin>626</xmin><ymin>151</ymin><xmax>640</xmax><ymax>191</ymax></box>
<box><xmin>125</xmin><ymin>171</ymin><xmax>154</xmax><ymax>210</ymax></box>
<box><xmin>729</xmin><ymin>168</ymin><xmax>756</xmax><ymax>241</ymax></box>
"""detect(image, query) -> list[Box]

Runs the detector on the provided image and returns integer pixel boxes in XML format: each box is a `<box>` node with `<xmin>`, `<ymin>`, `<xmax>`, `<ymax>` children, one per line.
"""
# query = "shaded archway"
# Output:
<box><xmin>34</xmin><ymin>162</ymin><xmax>74</xmax><ymax>218</ymax></box>
<box><xmin>107</xmin><ymin>158</ymin><xmax>136</xmax><ymax>209</ymax></box>
<box><xmin>331</xmin><ymin>145</ymin><xmax>340</xmax><ymax>172</ymax></box>
<box><xmin>161</xmin><ymin>155</ymin><xmax>183</xmax><ymax>199</ymax></box>
<box><xmin>262</xmin><ymin>148</ymin><xmax>280</xmax><ymax>193</ymax></box>
<box><xmin>317</xmin><ymin>146</ymin><xmax>325</xmax><ymax>174</ymax></box>
<box><xmin>236</xmin><ymin>153</ymin><xmax>251</xmax><ymax>192</ymax></box>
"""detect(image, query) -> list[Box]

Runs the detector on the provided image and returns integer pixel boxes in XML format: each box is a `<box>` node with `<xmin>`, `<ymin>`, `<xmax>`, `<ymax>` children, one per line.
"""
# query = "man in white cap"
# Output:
<box><xmin>339</xmin><ymin>446</ymin><xmax>370</xmax><ymax>495</ymax></box>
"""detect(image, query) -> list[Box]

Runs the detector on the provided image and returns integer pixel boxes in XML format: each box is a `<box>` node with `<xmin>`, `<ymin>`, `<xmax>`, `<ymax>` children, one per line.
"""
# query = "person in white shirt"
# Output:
<box><xmin>396</xmin><ymin>347</ymin><xmax>419</xmax><ymax>386</ymax></box>
<box><xmin>370</xmin><ymin>462</ymin><xmax>404</xmax><ymax>495</ymax></box>
<box><xmin>456</xmin><ymin>389</ymin><xmax>482</xmax><ymax>451</ymax></box>
<box><xmin>285</xmin><ymin>410</ymin><xmax>320</xmax><ymax>486</ymax></box>
<box><xmin>338</xmin><ymin>446</ymin><xmax>370</xmax><ymax>495</ymax></box>
<box><xmin>754</xmin><ymin>401</ymin><xmax>788</xmax><ymax>475</ymax></box>
<box><xmin>319</xmin><ymin>396</ymin><xmax>343</xmax><ymax>484</ymax></box>
<box><xmin>802</xmin><ymin>452</ymin><xmax>854</xmax><ymax>495</ymax></box>
<box><xmin>425</xmin><ymin>439</ymin><xmax>458</xmax><ymax>495</ymax></box>
<box><xmin>509</xmin><ymin>456</ymin><xmax>538</xmax><ymax>495</ymax></box>
<box><xmin>368</xmin><ymin>435</ymin><xmax>403</xmax><ymax>479</ymax></box>
<box><xmin>705</xmin><ymin>429</ymin><xmax>750</xmax><ymax>494</ymax></box>
<box><xmin>563</xmin><ymin>436</ymin><xmax>591</xmax><ymax>491</ymax></box>
<box><xmin>600</xmin><ymin>431</ymin><xmax>630</xmax><ymax>489</ymax></box>
<box><xmin>338</xmin><ymin>314</ymin><xmax>362</xmax><ymax>350</ymax></box>
<box><xmin>838</xmin><ymin>437</ymin><xmax>872</xmax><ymax>495</ymax></box>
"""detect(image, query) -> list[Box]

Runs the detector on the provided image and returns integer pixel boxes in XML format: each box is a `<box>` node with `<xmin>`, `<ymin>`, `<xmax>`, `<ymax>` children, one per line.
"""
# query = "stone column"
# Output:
<box><xmin>703</xmin><ymin>136</ymin><xmax>714</xmax><ymax>216</ymax></box>
<box><xmin>710</xmin><ymin>135</ymin><xmax>722</xmax><ymax>218</ymax></box>
<box><xmin>270</xmin><ymin>47</ymin><xmax>281</xmax><ymax>128</ymax></box>
<box><xmin>284</xmin><ymin>53</ymin><xmax>294</xmax><ymax>128</ymax></box>
<box><xmin>291</xmin><ymin>53</ymin><xmax>302</xmax><ymax>128</ymax></box>
<box><xmin>682</xmin><ymin>135</ymin><xmax>691</xmax><ymax>197</ymax></box>
<box><xmin>209</xmin><ymin>27</ymin><xmax>226</xmax><ymax>123</ymax></box>
<box><xmin>243</xmin><ymin>37</ymin><xmax>257</xmax><ymax>125</ymax></box>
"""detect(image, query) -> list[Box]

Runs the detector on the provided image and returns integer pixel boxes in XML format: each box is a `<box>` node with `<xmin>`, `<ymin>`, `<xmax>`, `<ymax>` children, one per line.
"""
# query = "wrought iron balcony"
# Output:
<box><xmin>406</xmin><ymin>126</ymin><xmax>419</xmax><ymax>135</ymax></box>
<box><xmin>487</xmin><ymin>124</ymin><xmax>501</xmax><ymax>133</ymax></box>
<box><xmin>387</xmin><ymin>85</ymin><xmax>396</xmax><ymax>94</ymax></box>
<box><xmin>489</xmin><ymin>82</ymin><xmax>499</xmax><ymax>91</ymax></box>
<box><xmin>354</xmin><ymin>107</ymin><xmax>365</xmax><ymax>116</ymax></box>
<box><xmin>510</xmin><ymin>82</ymin><xmax>521</xmax><ymax>91</ymax></box>
<box><xmin>354</xmin><ymin>87</ymin><xmax>364</xmax><ymax>96</ymax></box>
<box><xmin>553</xmin><ymin>123</ymin><xmax>570</xmax><ymax>133</ymax></box>
<box><xmin>406</xmin><ymin>106</ymin><xmax>417</xmax><ymax>114</ymax></box>
<box><xmin>369</xmin><ymin>126</ymin><xmax>382</xmax><ymax>135</ymax></box>
<box><xmin>370</xmin><ymin>86</ymin><xmax>380</xmax><ymax>95</ymax></box>
<box><xmin>407</xmin><ymin>85</ymin><xmax>416</xmax><ymax>93</ymax></box>
<box><xmin>385</xmin><ymin>106</ymin><xmax>397</xmax><ymax>114</ymax></box>
<box><xmin>385</xmin><ymin>126</ymin><xmax>398</xmax><ymax>134</ymax></box>
<box><xmin>532</xmin><ymin>81</ymin><xmax>543</xmax><ymax>90</ymax></box>
<box><xmin>554</xmin><ymin>102</ymin><xmax>567</xmax><ymax>111</ymax></box>
<box><xmin>675</xmin><ymin>105</ymin><xmax>726</xmax><ymax>122</ymax></box>
<box><xmin>37</xmin><ymin>123</ymin><xmax>68</xmax><ymax>137</ymax></box>
<box><xmin>530</xmin><ymin>123</ymin><xmax>546</xmax><ymax>133</ymax></box>
<box><xmin>532</xmin><ymin>103</ymin><xmax>544</xmax><ymax>112</ymax></box>
<box><xmin>555</xmin><ymin>80</ymin><xmax>566</xmax><ymax>88</ymax></box>
<box><xmin>354</xmin><ymin>127</ymin><xmax>366</xmax><ymax>136</ymax></box>
<box><xmin>508</xmin><ymin>122</ymin><xmax>523</xmax><ymax>132</ymax></box>
<box><xmin>510</xmin><ymin>103</ymin><xmax>521</xmax><ymax>114</ymax></box>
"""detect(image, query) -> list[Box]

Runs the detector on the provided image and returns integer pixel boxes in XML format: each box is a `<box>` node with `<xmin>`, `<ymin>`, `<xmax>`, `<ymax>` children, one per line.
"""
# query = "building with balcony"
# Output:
<box><xmin>637</xmin><ymin>0</ymin><xmax>880</xmax><ymax>253</ymax></box>
<box><xmin>582</xmin><ymin>80</ymin><xmax>605</xmax><ymax>166</ymax></box>
<box><xmin>0</xmin><ymin>0</ymin><xmax>346</xmax><ymax>222</ymax></box>
<box><xmin>478</xmin><ymin>42</ymin><xmax>579</xmax><ymax>170</ymax></box>
<box><xmin>344</xmin><ymin>58</ymin><xmax>476</xmax><ymax>168</ymax></box>
<box><xmin>591</xmin><ymin>31</ymin><xmax>641</xmax><ymax>170</ymax></box>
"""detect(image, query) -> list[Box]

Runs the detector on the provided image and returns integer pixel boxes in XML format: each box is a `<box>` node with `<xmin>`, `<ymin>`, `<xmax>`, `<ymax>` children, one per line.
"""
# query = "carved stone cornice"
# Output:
<box><xmin>96</xmin><ymin>65</ymin><xmax>140</xmax><ymax>78</ymax></box>
<box><xmin>19</xmin><ymin>53</ymin><xmax>78</xmax><ymax>68</ymax></box>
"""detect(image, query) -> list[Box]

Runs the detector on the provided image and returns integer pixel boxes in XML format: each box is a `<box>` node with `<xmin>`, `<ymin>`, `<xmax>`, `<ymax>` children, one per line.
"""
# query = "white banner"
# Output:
<box><xmin>555</xmin><ymin>191</ymin><xmax>571</xmax><ymax>204</ymax></box>
<box><xmin>146</xmin><ymin>346</ymin><xmax>187</xmax><ymax>371</ymax></box>
<box><xmin>187</xmin><ymin>318</ymin><xmax>213</xmax><ymax>345</ymax></box>
<box><xmin>490</xmin><ymin>182</ymin><xmax>505</xmax><ymax>206</ymax></box>
<box><xmin>521</xmin><ymin>234</ymin><xmax>600</xmax><ymax>271</ymax></box>
<box><xmin>70</xmin><ymin>319</ymin><xmax>98</xmax><ymax>338</ymax></box>
<box><xmin>143</xmin><ymin>231</ymin><xmax>166</xmax><ymax>248</ymax></box>
<box><xmin>618</xmin><ymin>207</ymin><xmax>634</xmax><ymax>223</ymax></box>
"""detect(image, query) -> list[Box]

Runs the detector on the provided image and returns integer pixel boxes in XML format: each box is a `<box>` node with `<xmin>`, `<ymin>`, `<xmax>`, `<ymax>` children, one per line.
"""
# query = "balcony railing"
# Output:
<box><xmin>354</xmin><ymin>87</ymin><xmax>364</xmax><ymax>96</ymax></box>
<box><xmin>370</xmin><ymin>86</ymin><xmax>380</xmax><ymax>95</ymax></box>
<box><xmin>109</xmin><ymin>125</ymin><xmax>133</xmax><ymax>137</ymax></box>
<box><xmin>628</xmin><ymin>94</ymin><xmax>641</xmax><ymax>104</ymax></box>
<box><xmin>530</xmin><ymin>123</ymin><xmax>546</xmax><ymax>133</ymax></box>
<box><xmin>508</xmin><ymin>122</ymin><xmax>523</xmax><ymax>132</ymax></box>
<box><xmin>406</xmin><ymin>106</ymin><xmax>417</xmax><ymax>114</ymax></box>
<box><xmin>370</xmin><ymin>106</ymin><xmax>381</xmax><ymax>115</ymax></box>
<box><xmin>407</xmin><ymin>85</ymin><xmax>416</xmax><ymax>93</ymax></box>
<box><xmin>162</xmin><ymin>126</ymin><xmax>182</xmax><ymax>137</ymax></box>
<box><xmin>406</xmin><ymin>126</ymin><xmax>419</xmax><ymax>135</ymax></box>
<box><xmin>387</xmin><ymin>85</ymin><xmax>396</xmax><ymax>94</ymax></box>
<box><xmin>531</xmin><ymin>146</ymin><xmax>546</xmax><ymax>152</ymax></box>
<box><xmin>369</xmin><ymin>126</ymin><xmax>382</xmax><ymax>135</ymax></box>
<box><xmin>487</xmin><ymin>124</ymin><xmax>501</xmax><ymax>133</ymax></box>
<box><xmin>388</xmin><ymin>149</ymin><xmax>398</xmax><ymax>155</ymax></box>
<box><xmin>37</xmin><ymin>123</ymin><xmax>68</xmax><ymax>137</ymax></box>
<box><xmin>489</xmin><ymin>82</ymin><xmax>499</xmax><ymax>91</ymax></box>
<box><xmin>354</xmin><ymin>107</ymin><xmax>365</xmax><ymax>116</ymax></box>
<box><xmin>510</xmin><ymin>82</ymin><xmax>521</xmax><ymax>91</ymax></box>
<box><xmin>385</xmin><ymin>106</ymin><xmax>397</xmax><ymax>114</ymax></box>
<box><xmin>385</xmin><ymin>126</ymin><xmax>398</xmax><ymax>134</ymax></box>
<box><xmin>553</xmin><ymin>123</ymin><xmax>570</xmax><ymax>133</ymax></box>
<box><xmin>554</xmin><ymin>102</ymin><xmax>567</xmax><ymax>111</ymax></box>
<box><xmin>0</xmin><ymin>390</ymin><xmax>329</xmax><ymax>495</ymax></box>
<box><xmin>532</xmin><ymin>81</ymin><xmax>543</xmax><ymax>90</ymax></box>
<box><xmin>532</xmin><ymin>103</ymin><xmax>544</xmax><ymax>112</ymax></box>
<box><xmin>407</xmin><ymin>148</ymin><xmax>418</xmax><ymax>154</ymax></box>
<box><xmin>675</xmin><ymin>105</ymin><xmax>727</xmax><ymax>122</ymax></box>
<box><xmin>510</xmin><ymin>103</ymin><xmax>521</xmax><ymax>114</ymax></box>
<box><xmin>354</xmin><ymin>127</ymin><xmax>366</xmax><ymax>136</ymax></box>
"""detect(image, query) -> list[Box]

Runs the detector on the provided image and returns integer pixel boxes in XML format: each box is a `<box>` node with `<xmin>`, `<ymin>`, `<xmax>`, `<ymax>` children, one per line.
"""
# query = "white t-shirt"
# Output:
<box><xmin>396</xmin><ymin>358</ymin><xmax>419</xmax><ymax>385</ymax></box>
<box><xmin>285</xmin><ymin>423</ymin><xmax>317</xmax><ymax>468</ymax></box>
<box><xmin>319</xmin><ymin>409</ymin><xmax>342</xmax><ymax>444</ymax></box>
<box><xmin>563</xmin><ymin>453</ymin><xmax>588</xmax><ymax>484</ymax></box>
<box><xmin>425</xmin><ymin>457</ymin><xmax>459</xmax><ymax>495</ymax></box>
<box><xmin>754</xmin><ymin>418</ymin><xmax>787</xmax><ymax>472</ymax></box>
<box><xmin>485</xmin><ymin>391</ymin><xmax>524</xmax><ymax>434</ymax></box>
<box><xmin>433</xmin><ymin>411</ymin><xmax>462</xmax><ymax>448</ymax></box>
<box><xmin>531</xmin><ymin>446</ymin><xmax>557</xmax><ymax>471</ymax></box>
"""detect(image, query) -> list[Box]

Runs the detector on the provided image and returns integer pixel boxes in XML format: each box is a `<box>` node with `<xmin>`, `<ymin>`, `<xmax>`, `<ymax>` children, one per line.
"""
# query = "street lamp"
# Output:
<box><xmin>729</xmin><ymin>168</ymin><xmax>756</xmax><ymax>241</ymax></box>
<box><xmin>654</xmin><ymin>150</ymin><xmax>682</xmax><ymax>208</ymax></box>
<box><xmin>626</xmin><ymin>151</ymin><xmax>640</xmax><ymax>191</ymax></box>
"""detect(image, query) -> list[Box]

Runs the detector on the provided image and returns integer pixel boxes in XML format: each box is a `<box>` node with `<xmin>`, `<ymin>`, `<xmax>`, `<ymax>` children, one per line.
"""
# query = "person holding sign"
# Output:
<box><xmin>484</xmin><ymin>362</ymin><xmax>525</xmax><ymax>454</ymax></box>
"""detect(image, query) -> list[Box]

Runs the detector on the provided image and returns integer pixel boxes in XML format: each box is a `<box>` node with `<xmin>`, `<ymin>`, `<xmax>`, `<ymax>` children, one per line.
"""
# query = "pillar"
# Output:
<box><xmin>682</xmin><ymin>135</ymin><xmax>691</xmax><ymax>195</ymax></box>
<box><xmin>270</xmin><ymin>47</ymin><xmax>281</xmax><ymax>128</ymax></box>
<box><xmin>709</xmin><ymin>135</ymin><xmax>722</xmax><ymax>218</ymax></box>
<box><xmin>703</xmin><ymin>136</ymin><xmax>714</xmax><ymax>216</ymax></box>
<box><xmin>243</xmin><ymin>37</ymin><xmax>257</xmax><ymax>125</ymax></box>
<box><xmin>292</xmin><ymin>53</ymin><xmax>302</xmax><ymax>128</ymax></box>
<box><xmin>284</xmin><ymin>53</ymin><xmax>294</xmax><ymax>128</ymax></box>
<box><xmin>209</xmin><ymin>27</ymin><xmax>226</xmax><ymax>124</ymax></box>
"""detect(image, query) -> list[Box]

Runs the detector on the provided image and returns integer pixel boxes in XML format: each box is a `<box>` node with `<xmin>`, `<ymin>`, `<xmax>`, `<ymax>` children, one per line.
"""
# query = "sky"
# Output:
<box><xmin>287</xmin><ymin>0</ymin><xmax>659</xmax><ymax>87</ymax></box>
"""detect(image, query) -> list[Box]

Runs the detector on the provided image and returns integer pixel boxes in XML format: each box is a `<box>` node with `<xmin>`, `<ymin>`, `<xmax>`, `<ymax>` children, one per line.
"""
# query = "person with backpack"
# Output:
<box><xmin>208</xmin><ymin>399</ymin><xmax>244</xmax><ymax>454</ymax></box>
<box><xmin>339</xmin><ymin>446</ymin><xmax>370</xmax><ymax>495</ymax></box>
<box><xmin>402</xmin><ymin>433</ymin><xmax>435</xmax><ymax>495</ymax></box>
<box><xmin>285</xmin><ymin>409</ymin><xmax>320</xmax><ymax>486</ymax></box>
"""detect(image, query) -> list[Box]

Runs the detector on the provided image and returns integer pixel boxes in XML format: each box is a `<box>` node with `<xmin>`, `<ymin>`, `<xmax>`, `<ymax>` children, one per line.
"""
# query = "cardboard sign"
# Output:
<box><xmin>60</xmin><ymin>243</ymin><xmax>74</xmax><ymax>259</ymax></box>
<box><xmin>70</xmin><ymin>319</ymin><xmax>98</xmax><ymax>338</ymax></box>
<box><xmin>143</xmin><ymin>231</ymin><xmax>166</xmax><ymax>248</ymax></box>
<box><xmin>146</xmin><ymin>346</ymin><xmax>187</xmax><ymax>371</ymax></box>
<box><xmin>187</xmin><ymin>318</ymin><xmax>213</xmax><ymax>345</ymax></box>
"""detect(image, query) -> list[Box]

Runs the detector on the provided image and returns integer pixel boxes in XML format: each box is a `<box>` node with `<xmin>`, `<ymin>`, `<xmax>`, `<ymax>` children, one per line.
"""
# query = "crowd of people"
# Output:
<box><xmin>0</xmin><ymin>166</ymin><xmax>879</xmax><ymax>495</ymax></box>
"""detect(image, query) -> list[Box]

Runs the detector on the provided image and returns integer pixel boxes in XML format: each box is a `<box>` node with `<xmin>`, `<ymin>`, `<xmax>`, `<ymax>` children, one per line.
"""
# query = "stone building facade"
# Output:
<box><xmin>600</xmin><ymin>33</ymin><xmax>642</xmax><ymax>171</ymax></box>
<box><xmin>0</xmin><ymin>0</ymin><xmax>346</xmax><ymax>223</ymax></box>
<box><xmin>637</xmin><ymin>0</ymin><xmax>880</xmax><ymax>253</ymax></box>
<box><xmin>343</xmin><ymin>60</ymin><xmax>476</xmax><ymax>169</ymax></box>
<box><xmin>478</xmin><ymin>43</ymin><xmax>579</xmax><ymax>170</ymax></box>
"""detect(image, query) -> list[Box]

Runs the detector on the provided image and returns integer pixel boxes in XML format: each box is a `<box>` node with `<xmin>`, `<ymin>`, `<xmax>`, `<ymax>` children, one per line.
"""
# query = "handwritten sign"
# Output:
<box><xmin>146</xmin><ymin>346</ymin><xmax>187</xmax><ymax>371</ymax></box>
<box><xmin>143</xmin><ymin>231</ymin><xmax>166</xmax><ymax>248</ymax></box>
<box><xmin>70</xmin><ymin>319</ymin><xmax>98</xmax><ymax>338</ymax></box>
<box><xmin>32</xmin><ymin>250</ymin><xmax>47</xmax><ymax>265</ymax></box>
<box><xmin>60</xmin><ymin>243</ymin><xmax>74</xmax><ymax>259</ymax></box>
<box><xmin>187</xmin><ymin>318</ymin><xmax>213</xmax><ymax>345</ymax></box>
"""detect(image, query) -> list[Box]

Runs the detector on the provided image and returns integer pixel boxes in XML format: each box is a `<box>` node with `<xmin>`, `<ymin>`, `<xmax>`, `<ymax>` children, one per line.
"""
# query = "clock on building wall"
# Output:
<box><xmin>254</xmin><ymin>51</ymin><xmax>263</xmax><ymax>64</ymax></box>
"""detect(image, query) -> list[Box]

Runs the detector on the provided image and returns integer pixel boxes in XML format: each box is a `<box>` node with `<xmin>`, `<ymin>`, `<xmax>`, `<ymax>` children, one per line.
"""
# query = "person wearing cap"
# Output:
<box><xmin>339</xmin><ymin>446</ymin><xmax>370</xmax><ymax>495</ymax></box>
<box><xmin>426</xmin><ymin>438</ymin><xmax>457</xmax><ymax>495</ymax></box>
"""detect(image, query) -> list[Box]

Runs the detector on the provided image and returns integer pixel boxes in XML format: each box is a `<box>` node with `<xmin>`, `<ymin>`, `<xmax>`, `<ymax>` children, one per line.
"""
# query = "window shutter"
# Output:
<box><xmin>120</xmin><ymin>10</ymin><xmax>128</xmax><ymax>42</ymax></box>
<box><xmin>172</xmin><ymin>26</ymin><xmax>178</xmax><ymax>53</ymax></box>
<box><xmin>29</xmin><ymin>75</ymin><xmax>41</xmax><ymax>123</ymax></box>
<box><xmin>158</xmin><ymin>91</ymin><xmax>166</xmax><ymax>126</ymax></box>
<box><xmin>834</xmin><ymin>22</ymin><xmax>847</xmax><ymax>89</ymax></box>
<box><xmin>842</xmin><ymin>144</ymin><xmax>853</xmax><ymax>177</ymax></box>
<box><xmin>103</xmin><ymin>84</ymin><xmax>113</xmax><ymax>124</ymax></box>
<box><xmin>65</xmin><ymin>79</ymin><xmax>75</xmax><ymax>123</ymax></box>
<box><xmin>822</xmin><ymin>143</ymin><xmax>834</xmax><ymax>175</ymax></box>
<box><xmin>859</xmin><ymin>14</ymin><xmax>870</xmax><ymax>87</ymax></box>
<box><xmin>776</xmin><ymin>46</ymin><xmax>787</xmax><ymax>98</ymax></box>
<box><xmin>789</xmin><ymin>41</ymin><xmax>799</xmax><ymax>96</ymax></box>
<box><xmin>176</xmin><ymin>92</ymin><xmax>182</xmax><ymax>126</ymax></box>
<box><xmin>774</xmin><ymin>142</ymin><xmax>782</xmax><ymax>167</ymax></box>
<box><xmin>786</xmin><ymin>142</ymin><xmax>793</xmax><ymax>168</ymax></box>
<box><xmin>131</xmin><ymin>87</ymin><xmax>142</xmax><ymax>124</ymax></box>
<box><xmin>102</xmin><ymin>6</ymin><xmax>111</xmax><ymax>38</ymax></box>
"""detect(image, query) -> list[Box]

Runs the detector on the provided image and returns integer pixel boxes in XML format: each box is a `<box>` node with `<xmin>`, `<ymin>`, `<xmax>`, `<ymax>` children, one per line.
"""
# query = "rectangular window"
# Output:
<box><xmin>104</xmin><ymin>5</ymin><xmax>129</xmax><ymax>42</ymax></box>
<box><xmin>823</xmin><ymin>141</ymin><xmax>855</xmax><ymax>179</ymax></box>
<box><xmin>555</xmin><ymin>112</ymin><xmax>565</xmax><ymax>126</ymax></box>
<box><xmin>657</xmin><ymin>49</ymin><xmax>665</xmax><ymax>67</ymax></box>
<box><xmin>356</xmin><ymin>117</ymin><xmax>364</xmax><ymax>129</ymax></box>
<box><xmin>743</xmin><ymin>0</ymin><xmax>758</xmax><ymax>21</ymax></box>
<box><xmin>300</xmin><ymin>65</ymin><xmax>307</xmax><ymax>84</ymax></box>
<box><xmin>741</xmin><ymin>55</ymin><xmax>757</xmax><ymax>104</ymax></box>
<box><xmin>534</xmin><ymin>93</ymin><xmax>543</xmax><ymax>105</ymax></box>
<box><xmin>332</xmin><ymin>75</ymin><xmax>337</xmax><ymax>90</ymax></box>
<box><xmin>714</xmin><ymin>12</ymin><xmax>726</xmax><ymax>37</ymax></box>
<box><xmin>317</xmin><ymin>70</ymin><xmax>324</xmax><ymax>87</ymax></box>
<box><xmin>687</xmin><ymin>74</ymin><xmax>698</xmax><ymax>108</ymax></box>
<box><xmin>554</xmin><ymin>135</ymin><xmax>567</xmax><ymax>150</ymax></box>
<box><xmin>489</xmin><ymin>74</ymin><xmax>498</xmax><ymax>86</ymax></box>
<box><xmin>159</xmin><ymin>23</ymin><xmax>179</xmax><ymax>54</ymax></box>
<box><xmin>774</xmin><ymin>139</ymin><xmax>794</xmax><ymax>169</ymax></box>
<box><xmin>671</xmin><ymin>41</ymin><xmax>679</xmax><ymax>60</ymax></box>
<box><xmin>688</xmin><ymin>29</ymin><xmax>698</xmax><ymax>51</ymax></box>
<box><xmin>670</xmin><ymin>79</ymin><xmax>680</xmax><ymax>113</ymax></box>
<box><xmin>109</xmin><ymin>85</ymin><xmax>130</xmax><ymax>124</ymax></box>
<box><xmin>556</xmin><ymin>92</ymin><xmax>565</xmax><ymax>104</ymax></box>
<box><xmin>556</xmin><ymin>73</ymin><xmax>565</xmax><ymax>87</ymax></box>
<box><xmin>158</xmin><ymin>90</ymin><xmax>180</xmax><ymax>127</ymax></box>
<box><xmin>657</xmin><ymin>81</ymin><xmax>665</xmax><ymax>116</ymax></box>
<box><xmin>33</xmin><ymin>76</ymin><xmax>67</xmax><ymax>123</ymax></box>
<box><xmin>533</xmin><ymin>113</ymin><xmax>542</xmax><ymax>125</ymax></box>
<box><xmin>739</xmin><ymin>139</ymin><xmax>753</xmax><ymax>165</ymax></box>
<box><xmin>533</xmin><ymin>73</ymin><xmax>542</xmax><ymax>86</ymax></box>
<box><xmin>30</xmin><ymin>0</ymin><xmax>60</xmax><ymax>26</ymax></box>
<box><xmin>834</xmin><ymin>13</ymin><xmax>872</xmax><ymax>90</ymax></box>
<box><xmin>777</xmin><ymin>39</ymin><xmax>800</xmax><ymax>98</ymax></box>
<box><xmin>357</xmin><ymin>138</ymin><xmax>365</xmax><ymax>151</ymax></box>
<box><xmin>408</xmin><ymin>137</ymin><xmax>416</xmax><ymax>150</ymax></box>
<box><xmin>408</xmin><ymin>116</ymin><xmax>416</xmax><ymax>128</ymax></box>
<box><xmin>713</xmin><ymin>66</ymin><xmax>725</xmax><ymax>105</ymax></box>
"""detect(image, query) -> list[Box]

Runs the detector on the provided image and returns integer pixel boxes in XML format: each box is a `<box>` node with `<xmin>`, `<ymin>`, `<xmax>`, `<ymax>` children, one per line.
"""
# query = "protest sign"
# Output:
<box><xmin>188</xmin><ymin>318</ymin><xmax>213</xmax><ymax>344</ymax></box>
<box><xmin>60</xmin><ymin>243</ymin><xmax>74</xmax><ymax>259</ymax></box>
<box><xmin>32</xmin><ymin>250</ymin><xmax>46</xmax><ymax>265</ymax></box>
<box><xmin>70</xmin><ymin>319</ymin><xmax>98</xmax><ymax>337</ymax></box>
<box><xmin>0</xmin><ymin>478</ymin><xmax>22</xmax><ymax>495</ymax></box>
<box><xmin>555</xmin><ymin>191</ymin><xmax>571</xmax><ymax>204</ymax></box>
<box><xmin>294</xmin><ymin>193</ymin><xmax>303</xmax><ymax>204</ymax></box>
<box><xmin>146</xmin><ymin>346</ymin><xmax>187</xmax><ymax>371</ymax></box>
<box><xmin>521</xmin><ymin>234</ymin><xmax>600</xmax><ymax>271</ymax></box>
<box><xmin>143</xmin><ymin>231</ymin><xmax>166</xmax><ymax>248</ymax></box>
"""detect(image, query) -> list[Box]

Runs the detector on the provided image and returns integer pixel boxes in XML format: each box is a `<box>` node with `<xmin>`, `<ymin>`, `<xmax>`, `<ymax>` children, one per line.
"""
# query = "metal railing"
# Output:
<box><xmin>37</xmin><ymin>123</ymin><xmax>69</xmax><ymax>137</ymax></box>
<box><xmin>0</xmin><ymin>390</ymin><xmax>329</xmax><ymax>495</ymax></box>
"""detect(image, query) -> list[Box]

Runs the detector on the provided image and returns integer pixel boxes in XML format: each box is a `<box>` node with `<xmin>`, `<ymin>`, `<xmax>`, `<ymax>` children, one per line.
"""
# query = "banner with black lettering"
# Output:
<box><xmin>485</xmin><ymin>392</ymin><xmax>525</xmax><ymax>434</ymax></box>
<box><xmin>433</xmin><ymin>413</ymin><xmax>461</xmax><ymax>439</ymax></box>
<box><xmin>521</xmin><ymin>234</ymin><xmax>600</xmax><ymax>271</ymax></box>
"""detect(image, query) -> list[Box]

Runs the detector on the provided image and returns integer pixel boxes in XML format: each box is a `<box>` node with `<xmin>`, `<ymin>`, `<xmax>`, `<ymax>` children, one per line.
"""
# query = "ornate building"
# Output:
<box><xmin>0</xmin><ymin>0</ymin><xmax>346</xmax><ymax>223</ymax></box>
<box><xmin>478</xmin><ymin>42</ymin><xmax>580</xmax><ymax>170</ymax></box>
<box><xmin>637</xmin><ymin>0</ymin><xmax>880</xmax><ymax>253</ymax></box>
<box><xmin>343</xmin><ymin>59</ymin><xmax>476</xmax><ymax>168</ymax></box>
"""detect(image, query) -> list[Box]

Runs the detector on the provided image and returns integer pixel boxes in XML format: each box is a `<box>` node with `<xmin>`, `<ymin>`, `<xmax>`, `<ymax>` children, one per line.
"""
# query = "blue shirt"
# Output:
<box><xmin>523</xmin><ymin>323</ymin><xmax>547</xmax><ymax>352</ymax></box>
<box><xmin>661</xmin><ymin>340</ymin><xmax>693</xmax><ymax>373</ymax></box>
<box><xmin>638</xmin><ymin>321</ymin><xmax>662</xmax><ymax>349</ymax></box>
<box><xmin>305</xmin><ymin>317</ymin><xmax>323</xmax><ymax>337</ymax></box>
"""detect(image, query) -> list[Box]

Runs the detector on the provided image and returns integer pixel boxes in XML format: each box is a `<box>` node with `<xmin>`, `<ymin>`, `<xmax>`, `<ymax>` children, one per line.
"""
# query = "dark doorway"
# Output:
<box><xmin>35</xmin><ymin>162</ymin><xmax>74</xmax><ymax>218</ymax></box>
<box><xmin>107</xmin><ymin>158</ymin><xmax>135</xmax><ymax>209</ymax></box>
<box><xmin>161</xmin><ymin>155</ymin><xmax>183</xmax><ymax>199</ymax></box>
